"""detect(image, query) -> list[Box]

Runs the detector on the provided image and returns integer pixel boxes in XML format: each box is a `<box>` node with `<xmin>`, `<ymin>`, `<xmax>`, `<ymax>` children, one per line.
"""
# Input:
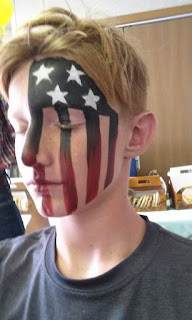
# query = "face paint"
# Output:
<box><xmin>26</xmin><ymin>57</ymin><xmax>118</xmax><ymax>216</ymax></box>
<box><xmin>21</xmin><ymin>111</ymin><xmax>43</xmax><ymax>166</ymax></box>
<box><xmin>34</xmin><ymin>163</ymin><xmax>54</xmax><ymax>217</ymax></box>
<box><xmin>104</xmin><ymin>117</ymin><xmax>119</xmax><ymax>188</ymax></box>
<box><xmin>84</xmin><ymin>109</ymin><xmax>101</xmax><ymax>203</ymax></box>
<box><xmin>54</xmin><ymin>105</ymin><xmax>78</xmax><ymax>213</ymax></box>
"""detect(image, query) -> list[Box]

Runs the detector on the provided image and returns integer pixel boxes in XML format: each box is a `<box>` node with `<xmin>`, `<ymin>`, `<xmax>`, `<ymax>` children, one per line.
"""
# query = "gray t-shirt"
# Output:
<box><xmin>0</xmin><ymin>216</ymin><xmax>192</xmax><ymax>320</ymax></box>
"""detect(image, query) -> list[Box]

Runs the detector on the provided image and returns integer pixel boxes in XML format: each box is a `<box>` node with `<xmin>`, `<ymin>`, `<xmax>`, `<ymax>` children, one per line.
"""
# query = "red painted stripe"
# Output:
<box><xmin>85</xmin><ymin>112</ymin><xmax>101</xmax><ymax>203</ymax></box>
<box><xmin>42</xmin><ymin>189</ymin><xmax>54</xmax><ymax>217</ymax></box>
<box><xmin>86</xmin><ymin>134</ymin><xmax>101</xmax><ymax>203</ymax></box>
<box><xmin>36</xmin><ymin>165</ymin><xmax>54</xmax><ymax>217</ymax></box>
<box><xmin>60</xmin><ymin>150</ymin><xmax>78</xmax><ymax>214</ymax></box>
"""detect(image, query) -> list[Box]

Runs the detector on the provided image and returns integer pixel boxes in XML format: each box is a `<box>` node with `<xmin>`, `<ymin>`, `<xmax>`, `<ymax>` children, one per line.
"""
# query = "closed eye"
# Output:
<box><xmin>60</xmin><ymin>123</ymin><xmax>73</xmax><ymax>130</ymax></box>
<box><xmin>57</xmin><ymin>122</ymin><xmax>85</xmax><ymax>131</ymax></box>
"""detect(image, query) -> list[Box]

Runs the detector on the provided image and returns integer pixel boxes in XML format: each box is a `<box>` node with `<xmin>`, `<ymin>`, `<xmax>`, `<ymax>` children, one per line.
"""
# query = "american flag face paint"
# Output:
<box><xmin>23</xmin><ymin>57</ymin><xmax>118</xmax><ymax>216</ymax></box>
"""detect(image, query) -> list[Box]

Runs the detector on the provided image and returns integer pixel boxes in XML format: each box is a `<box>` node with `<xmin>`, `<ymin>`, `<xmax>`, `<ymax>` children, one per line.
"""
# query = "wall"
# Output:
<box><xmin>125</xmin><ymin>16</ymin><xmax>192</xmax><ymax>181</ymax></box>
<box><xmin>11</xmin><ymin>0</ymin><xmax>192</xmax><ymax>31</ymax></box>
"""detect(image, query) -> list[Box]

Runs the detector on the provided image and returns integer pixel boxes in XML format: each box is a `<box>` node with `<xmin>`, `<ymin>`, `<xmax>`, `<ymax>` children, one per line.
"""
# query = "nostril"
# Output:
<box><xmin>22</xmin><ymin>148</ymin><xmax>36</xmax><ymax>166</ymax></box>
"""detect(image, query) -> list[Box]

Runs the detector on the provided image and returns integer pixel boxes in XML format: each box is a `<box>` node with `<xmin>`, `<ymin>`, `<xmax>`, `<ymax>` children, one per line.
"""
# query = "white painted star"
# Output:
<box><xmin>32</xmin><ymin>64</ymin><xmax>54</xmax><ymax>85</ymax></box>
<box><xmin>82</xmin><ymin>89</ymin><xmax>100</xmax><ymax>110</ymax></box>
<box><xmin>47</xmin><ymin>85</ymin><xmax>68</xmax><ymax>105</ymax></box>
<box><xmin>67</xmin><ymin>64</ymin><xmax>85</xmax><ymax>86</ymax></box>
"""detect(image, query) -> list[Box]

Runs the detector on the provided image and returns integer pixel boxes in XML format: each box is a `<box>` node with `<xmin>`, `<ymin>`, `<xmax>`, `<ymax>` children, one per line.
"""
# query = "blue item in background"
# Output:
<box><xmin>130</xmin><ymin>158</ymin><xmax>137</xmax><ymax>177</ymax></box>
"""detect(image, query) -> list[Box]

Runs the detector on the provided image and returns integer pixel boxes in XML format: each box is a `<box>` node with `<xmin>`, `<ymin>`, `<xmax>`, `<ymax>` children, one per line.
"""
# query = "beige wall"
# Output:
<box><xmin>125</xmin><ymin>16</ymin><xmax>192</xmax><ymax>181</ymax></box>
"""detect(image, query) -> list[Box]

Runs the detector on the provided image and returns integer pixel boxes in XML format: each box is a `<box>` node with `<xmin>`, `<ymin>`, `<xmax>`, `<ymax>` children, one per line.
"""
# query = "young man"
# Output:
<box><xmin>0</xmin><ymin>7</ymin><xmax>192</xmax><ymax>320</ymax></box>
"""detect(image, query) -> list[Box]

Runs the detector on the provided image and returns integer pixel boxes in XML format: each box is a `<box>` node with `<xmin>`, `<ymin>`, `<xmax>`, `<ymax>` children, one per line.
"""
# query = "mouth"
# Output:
<box><xmin>30</xmin><ymin>183</ymin><xmax>64</xmax><ymax>196</ymax></box>
<box><xmin>26</xmin><ymin>180</ymin><xmax>64</xmax><ymax>195</ymax></box>
<box><xmin>26</xmin><ymin>179</ymin><xmax>63</xmax><ymax>186</ymax></box>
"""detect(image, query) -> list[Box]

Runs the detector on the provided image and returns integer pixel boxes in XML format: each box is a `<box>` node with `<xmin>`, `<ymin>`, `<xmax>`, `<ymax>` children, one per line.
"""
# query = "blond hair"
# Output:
<box><xmin>0</xmin><ymin>7</ymin><xmax>148</xmax><ymax>115</ymax></box>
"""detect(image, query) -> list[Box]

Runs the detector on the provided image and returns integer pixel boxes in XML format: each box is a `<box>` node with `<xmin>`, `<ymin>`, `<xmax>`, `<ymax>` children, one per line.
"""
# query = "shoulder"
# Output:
<box><xmin>157</xmin><ymin>222</ymin><xmax>192</xmax><ymax>249</ymax></box>
<box><xmin>151</xmin><ymin>222</ymin><xmax>192</xmax><ymax>269</ymax></box>
<box><xmin>0</xmin><ymin>227</ymin><xmax>56</xmax><ymax>311</ymax></box>
<box><xmin>0</xmin><ymin>226</ymin><xmax>55</xmax><ymax>266</ymax></box>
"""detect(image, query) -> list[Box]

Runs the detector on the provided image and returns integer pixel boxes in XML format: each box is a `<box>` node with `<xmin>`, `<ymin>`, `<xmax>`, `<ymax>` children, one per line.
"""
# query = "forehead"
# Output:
<box><xmin>29</xmin><ymin>57</ymin><xmax>116</xmax><ymax>116</ymax></box>
<box><xmin>9</xmin><ymin>57</ymin><xmax>119</xmax><ymax>119</ymax></box>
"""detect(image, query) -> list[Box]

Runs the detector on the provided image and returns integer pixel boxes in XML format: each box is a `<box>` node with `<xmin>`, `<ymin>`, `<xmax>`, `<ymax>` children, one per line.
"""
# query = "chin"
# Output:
<box><xmin>39</xmin><ymin>201</ymin><xmax>73</xmax><ymax>218</ymax></box>
<box><xmin>28</xmin><ymin>189</ymin><xmax>67</xmax><ymax>217</ymax></box>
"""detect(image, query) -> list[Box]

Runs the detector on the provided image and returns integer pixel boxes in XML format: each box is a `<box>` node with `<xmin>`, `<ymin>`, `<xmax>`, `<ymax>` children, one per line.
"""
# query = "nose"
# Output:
<box><xmin>21</xmin><ymin>124</ymin><xmax>53</xmax><ymax>167</ymax></box>
<box><xmin>22</xmin><ymin>143</ymin><xmax>37</xmax><ymax>166</ymax></box>
<box><xmin>22</xmin><ymin>135</ymin><xmax>54</xmax><ymax>167</ymax></box>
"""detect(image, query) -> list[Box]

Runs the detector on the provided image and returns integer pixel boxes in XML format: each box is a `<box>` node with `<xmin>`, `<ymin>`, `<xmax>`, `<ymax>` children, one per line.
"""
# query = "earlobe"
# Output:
<box><xmin>125</xmin><ymin>111</ymin><xmax>157</xmax><ymax>159</ymax></box>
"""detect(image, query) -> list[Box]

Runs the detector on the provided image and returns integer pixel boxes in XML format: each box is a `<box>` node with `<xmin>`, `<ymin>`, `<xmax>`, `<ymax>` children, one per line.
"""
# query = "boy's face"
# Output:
<box><xmin>8</xmin><ymin>57</ymin><xmax>127</xmax><ymax>217</ymax></box>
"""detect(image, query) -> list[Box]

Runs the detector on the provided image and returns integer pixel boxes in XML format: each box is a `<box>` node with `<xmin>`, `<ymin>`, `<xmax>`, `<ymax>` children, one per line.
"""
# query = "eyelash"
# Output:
<box><xmin>59</xmin><ymin>123</ymin><xmax>75</xmax><ymax>131</ymax></box>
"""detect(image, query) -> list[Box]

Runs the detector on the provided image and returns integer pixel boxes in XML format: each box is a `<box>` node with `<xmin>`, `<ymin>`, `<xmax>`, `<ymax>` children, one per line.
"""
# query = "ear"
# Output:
<box><xmin>124</xmin><ymin>111</ymin><xmax>157</xmax><ymax>159</ymax></box>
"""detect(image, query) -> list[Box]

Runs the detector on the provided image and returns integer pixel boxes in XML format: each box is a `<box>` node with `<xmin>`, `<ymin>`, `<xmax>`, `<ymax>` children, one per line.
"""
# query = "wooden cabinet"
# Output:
<box><xmin>123</xmin><ymin>16</ymin><xmax>192</xmax><ymax>182</ymax></box>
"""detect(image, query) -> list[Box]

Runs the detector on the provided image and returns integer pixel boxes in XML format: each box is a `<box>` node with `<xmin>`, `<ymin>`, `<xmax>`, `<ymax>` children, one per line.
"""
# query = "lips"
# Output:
<box><xmin>26</xmin><ymin>180</ymin><xmax>64</xmax><ymax>196</ymax></box>
<box><xmin>26</xmin><ymin>179</ymin><xmax>63</xmax><ymax>186</ymax></box>
<box><xmin>28</xmin><ymin>182</ymin><xmax>63</xmax><ymax>197</ymax></box>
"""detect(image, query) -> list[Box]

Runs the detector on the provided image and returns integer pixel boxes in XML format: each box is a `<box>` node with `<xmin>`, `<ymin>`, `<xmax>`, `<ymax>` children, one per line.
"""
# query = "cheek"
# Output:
<box><xmin>111</xmin><ymin>125</ymin><xmax>127</xmax><ymax>178</ymax></box>
<box><xmin>70</xmin><ymin>113</ymin><xmax>117</xmax><ymax>208</ymax></box>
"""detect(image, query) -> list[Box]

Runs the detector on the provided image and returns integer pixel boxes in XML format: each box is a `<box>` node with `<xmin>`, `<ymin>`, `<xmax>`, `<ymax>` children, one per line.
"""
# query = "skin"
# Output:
<box><xmin>8</xmin><ymin>57</ymin><xmax>157</xmax><ymax>279</ymax></box>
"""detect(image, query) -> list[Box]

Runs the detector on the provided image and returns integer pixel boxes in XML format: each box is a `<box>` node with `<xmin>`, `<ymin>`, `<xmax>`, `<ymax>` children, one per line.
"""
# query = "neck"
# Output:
<box><xmin>52</xmin><ymin>182</ymin><xmax>147</xmax><ymax>280</ymax></box>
